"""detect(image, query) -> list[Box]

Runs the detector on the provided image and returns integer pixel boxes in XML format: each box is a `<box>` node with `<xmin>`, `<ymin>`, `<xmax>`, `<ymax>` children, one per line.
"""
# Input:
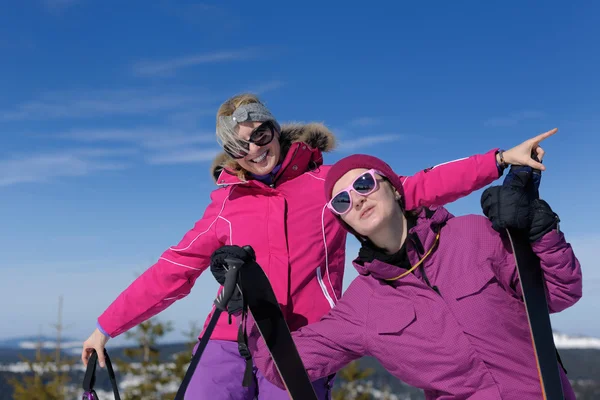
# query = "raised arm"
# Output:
<box><xmin>96</xmin><ymin>188</ymin><xmax>229</xmax><ymax>338</ymax></box>
<box><xmin>402</xmin><ymin>128</ymin><xmax>558</xmax><ymax>209</ymax></box>
<box><xmin>400</xmin><ymin>148</ymin><xmax>500</xmax><ymax>209</ymax></box>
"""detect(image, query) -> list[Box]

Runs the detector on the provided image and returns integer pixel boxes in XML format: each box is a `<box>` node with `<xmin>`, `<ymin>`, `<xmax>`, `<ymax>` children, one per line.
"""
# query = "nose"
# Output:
<box><xmin>351</xmin><ymin>191</ymin><xmax>366</xmax><ymax>210</ymax></box>
<box><xmin>248</xmin><ymin>142</ymin><xmax>261</xmax><ymax>153</ymax></box>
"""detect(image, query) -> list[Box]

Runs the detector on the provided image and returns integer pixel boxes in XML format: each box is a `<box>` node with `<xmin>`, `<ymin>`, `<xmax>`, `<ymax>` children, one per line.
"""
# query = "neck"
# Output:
<box><xmin>368</xmin><ymin>210</ymin><xmax>407</xmax><ymax>254</ymax></box>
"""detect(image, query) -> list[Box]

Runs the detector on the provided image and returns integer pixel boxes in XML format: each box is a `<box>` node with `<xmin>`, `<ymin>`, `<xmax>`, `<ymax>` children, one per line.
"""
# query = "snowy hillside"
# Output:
<box><xmin>554</xmin><ymin>332</ymin><xmax>600</xmax><ymax>349</ymax></box>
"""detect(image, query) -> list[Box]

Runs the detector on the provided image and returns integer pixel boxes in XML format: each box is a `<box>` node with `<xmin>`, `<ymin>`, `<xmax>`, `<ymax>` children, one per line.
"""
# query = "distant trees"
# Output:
<box><xmin>332</xmin><ymin>360</ymin><xmax>375</xmax><ymax>400</ymax></box>
<box><xmin>114</xmin><ymin>319</ymin><xmax>175</xmax><ymax>400</ymax></box>
<box><xmin>7</xmin><ymin>296</ymin><xmax>77</xmax><ymax>400</ymax></box>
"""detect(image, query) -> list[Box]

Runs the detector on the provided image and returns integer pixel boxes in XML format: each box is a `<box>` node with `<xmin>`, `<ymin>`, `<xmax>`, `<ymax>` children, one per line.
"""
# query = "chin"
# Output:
<box><xmin>357</xmin><ymin>215</ymin><xmax>387</xmax><ymax>236</ymax></box>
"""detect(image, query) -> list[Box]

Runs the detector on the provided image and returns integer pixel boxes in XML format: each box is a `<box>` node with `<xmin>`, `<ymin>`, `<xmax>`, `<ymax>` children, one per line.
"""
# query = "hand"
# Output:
<box><xmin>499</xmin><ymin>128</ymin><xmax>557</xmax><ymax>171</ymax></box>
<box><xmin>210</xmin><ymin>245</ymin><xmax>255</xmax><ymax>315</ymax></box>
<box><xmin>210</xmin><ymin>245</ymin><xmax>254</xmax><ymax>285</ymax></box>
<box><xmin>481</xmin><ymin>185</ymin><xmax>532</xmax><ymax>232</ymax></box>
<box><xmin>529</xmin><ymin>199</ymin><xmax>560</xmax><ymax>242</ymax></box>
<box><xmin>82</xmin><ymin>328</ymin><xmax>109</xmax><ymax>368</ymax></box>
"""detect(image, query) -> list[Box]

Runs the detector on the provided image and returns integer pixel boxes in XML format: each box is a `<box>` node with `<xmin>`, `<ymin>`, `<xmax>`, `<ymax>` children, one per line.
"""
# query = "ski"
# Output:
<box><xmin>505</xmin><ymin>228</ymin><xmax>564</xmax><ymax>399</ymax></box>
<box><xmin>239</xmin><ymin>256</ymin><xmax>319</xmax><ymax>400</ymax></box>
<box><xmin>503</xmin><ymin>162</ymin><xmax>564</xmax><ymax>400</ymax></box>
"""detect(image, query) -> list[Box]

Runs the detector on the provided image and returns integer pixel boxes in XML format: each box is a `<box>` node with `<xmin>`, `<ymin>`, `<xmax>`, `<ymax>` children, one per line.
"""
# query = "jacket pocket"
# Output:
<box><xmin>376</xmin><ymin>304</ymin><xmax>416</xmax><ymax>335</ymax></box>
<box><xmin>454</xmin><ymin>264</ymin><xmax>497</xmax><ymax>300</ymax></box>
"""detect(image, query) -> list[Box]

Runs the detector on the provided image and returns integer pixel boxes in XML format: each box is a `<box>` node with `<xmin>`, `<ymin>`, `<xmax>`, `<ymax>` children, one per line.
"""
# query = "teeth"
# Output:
<box><xmin>252</xmin><ymin>151</ymin><xmax>268</xmax><ymax>163</ymax></box>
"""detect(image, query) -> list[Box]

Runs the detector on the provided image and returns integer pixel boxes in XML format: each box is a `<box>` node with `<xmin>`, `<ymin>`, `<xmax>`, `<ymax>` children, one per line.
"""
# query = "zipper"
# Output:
<box><xmin>316</xmin><ymin>267</ymin><xmax>335</xmax><ymax>308</ymax></box>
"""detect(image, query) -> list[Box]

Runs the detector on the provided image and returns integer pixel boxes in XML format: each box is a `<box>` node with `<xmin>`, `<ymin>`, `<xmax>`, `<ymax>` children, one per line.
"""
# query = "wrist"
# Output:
<box><xmin>496</xmin><ymin>150</ymin><xmax>508</xmax><ymax>176</ymax></box>
<box><xmin>96</xmin><ymin>321</ymin><xmax>111</xmax><ymax>339</ymax></box>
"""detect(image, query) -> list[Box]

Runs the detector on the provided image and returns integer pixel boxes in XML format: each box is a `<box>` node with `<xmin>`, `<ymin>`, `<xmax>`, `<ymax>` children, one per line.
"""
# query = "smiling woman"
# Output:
<box><xmin>215</xmin><ymin>94</ymin><xmax>283</xmax><ymax>179</ymax></box>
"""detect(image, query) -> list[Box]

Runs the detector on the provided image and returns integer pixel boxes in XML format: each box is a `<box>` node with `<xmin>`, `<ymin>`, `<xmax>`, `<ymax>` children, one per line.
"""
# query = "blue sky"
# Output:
<box><xmin>0</xmin><ymin>1</ymin><xmax>598</xmax><ymax>345</ymax></box>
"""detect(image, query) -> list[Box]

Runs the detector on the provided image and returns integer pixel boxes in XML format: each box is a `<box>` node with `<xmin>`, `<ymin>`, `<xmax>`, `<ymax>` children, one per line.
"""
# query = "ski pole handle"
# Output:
<box><xmin>241</xmin><ymin>245</ymin><xmax>256</xmax><ymax>261</ymax></box>
<box><xmin>214</xmin><ymin>258</ymin><xmax>244</xmax><ymax>311</ymax></box>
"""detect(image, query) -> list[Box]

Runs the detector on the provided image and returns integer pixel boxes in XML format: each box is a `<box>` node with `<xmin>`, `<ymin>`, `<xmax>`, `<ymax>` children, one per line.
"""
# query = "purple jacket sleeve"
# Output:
<box><xmin>247</xmin><ymin>293</ymin><xmax>366</xmax><ymax>389</ymax></box>
<box><xmin>493</xmin><ymin>229</ymin><xmax>582</xmax><ymax>313</ymax></box>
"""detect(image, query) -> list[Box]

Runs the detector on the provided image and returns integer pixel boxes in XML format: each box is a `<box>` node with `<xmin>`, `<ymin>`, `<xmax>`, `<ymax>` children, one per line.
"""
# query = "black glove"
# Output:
<box><xmin>529</xmin><ymin>199</ymin><xmax>560</xmax><ymax>242</ymax></box>
<box><xmin>502</xmin><ymin>165</ymin><xmax>540</xmax><ymax>200</ymax></box>
<box><xmin>481</xmin><ymin>185</ymin><xmax>533</xmax><ymax>232</ymax></box>
<box><xmin>210</xmin><ymin>245</ymin><xmax>255</xmax><ymax>315</ymax></box>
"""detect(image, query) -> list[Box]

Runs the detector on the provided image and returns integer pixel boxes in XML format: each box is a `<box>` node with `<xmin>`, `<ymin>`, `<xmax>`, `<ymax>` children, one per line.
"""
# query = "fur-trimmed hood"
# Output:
<box><xmin>210</xmin><ymin>122</ymin><xmax>336</xmax><ymax>182</ymax></box>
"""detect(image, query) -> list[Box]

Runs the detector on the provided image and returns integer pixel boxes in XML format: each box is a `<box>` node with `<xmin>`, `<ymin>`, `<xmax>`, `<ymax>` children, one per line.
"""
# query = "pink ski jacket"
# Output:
<box><xmin>97</xmin><ymin>123</ymin><xmax>502</xmax><ymax>342</ymax></box>
<box><xmin>250</xmin><ymin>207</ymin><xmax>582</xmax><ymax>399</ymax></box>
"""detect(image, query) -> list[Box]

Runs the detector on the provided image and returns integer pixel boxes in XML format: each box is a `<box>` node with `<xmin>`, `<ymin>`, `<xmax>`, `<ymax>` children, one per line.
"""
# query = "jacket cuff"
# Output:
<box><xmin>96</xmin><ymin>320</ymin><xmax>112</xmax><ymax>339</ymax></box>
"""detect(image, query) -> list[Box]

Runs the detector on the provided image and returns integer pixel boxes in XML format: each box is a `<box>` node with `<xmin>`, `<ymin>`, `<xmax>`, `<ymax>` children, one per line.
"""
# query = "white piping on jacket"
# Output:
<box><xmin>161</xmin><ymin>187</ymin><xmax>236</xmax><ymax>270</ymax></box>
<box><xmin>320</xmin><ymin>204</ymin><xmax>339</xmax><ymax>305</ymax></box>
<box><xmin>316</xmin><ymin>266</ymin><xmax>336</xmax><ymax>308</ymax></box>
<box><xmin>401</xmin><ymin>156</ymin><xmax>469</xmax><ymax>185</ymax></box>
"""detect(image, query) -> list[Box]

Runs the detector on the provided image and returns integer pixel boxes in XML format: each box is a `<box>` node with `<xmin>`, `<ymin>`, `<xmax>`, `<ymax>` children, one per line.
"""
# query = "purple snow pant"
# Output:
<box><xmin>184</xmin><ymin>339</ymin><xmax>333</xmax><ymax>399</ymax></box>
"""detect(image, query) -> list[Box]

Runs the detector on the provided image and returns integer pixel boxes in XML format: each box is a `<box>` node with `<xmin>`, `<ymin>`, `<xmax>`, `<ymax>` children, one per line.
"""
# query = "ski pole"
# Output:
<box><xmin>174</xmin><ymin>257</ymin><xmax>246</xmax><ymax>400</ymax></box>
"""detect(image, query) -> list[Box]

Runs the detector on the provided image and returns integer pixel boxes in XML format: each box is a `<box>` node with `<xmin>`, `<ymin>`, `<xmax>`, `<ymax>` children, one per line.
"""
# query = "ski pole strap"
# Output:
<box><xmin>238</xmin><ymin>312</ymin><xmax>255</xmax><ymax>387</ymax></box>
<box><xmin>82</xmin><ymin>349</ymin><xmax>121</xmax><ymax>400</ymax></box>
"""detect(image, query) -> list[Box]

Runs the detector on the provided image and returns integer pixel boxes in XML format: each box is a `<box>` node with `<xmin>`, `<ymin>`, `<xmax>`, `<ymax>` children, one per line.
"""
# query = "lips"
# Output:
<box><xmin>250</xmin><ymin>149</ymin><xmax>269</xmax><ymax>163</ymax></box>
<box><xmin>360</xmin><ymin>205</ymin><xmax>375</xmax><ymax>219</ymax></box>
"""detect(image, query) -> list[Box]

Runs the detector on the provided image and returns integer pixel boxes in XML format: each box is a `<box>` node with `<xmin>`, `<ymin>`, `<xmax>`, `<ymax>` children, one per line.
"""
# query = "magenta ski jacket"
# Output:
<box><xmin>250</xmin><ymin>207</ymin><xmax>582</xmax><ymax>400</ymax></box>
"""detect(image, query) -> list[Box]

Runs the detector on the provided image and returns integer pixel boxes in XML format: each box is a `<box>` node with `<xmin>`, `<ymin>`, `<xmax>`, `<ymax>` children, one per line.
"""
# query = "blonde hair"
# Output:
<box><xmin>215</xmin><ymin>93</ymin><xmax>264</xmax><ymax>180</ymax></box>
<box><xmin>215</xmin><ymin>93</ymin><xmax>264</xmax><ymax>152</ymax></box>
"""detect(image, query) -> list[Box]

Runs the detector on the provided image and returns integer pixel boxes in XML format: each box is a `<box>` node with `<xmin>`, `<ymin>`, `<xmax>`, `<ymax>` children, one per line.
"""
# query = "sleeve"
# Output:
<box><xmin>401</xmin><ymin>148</ymin><xmax>501</xmax><ymax>210</ymax></box>
<box><xmin>491</xmin><ymin>228</ymin><xmax>582</xmax><ymax>314</ymax></box>
<box><xmin>97</xmin><ymin>188</ymin><xmax>229</xmax><ymax>337</ymax></box>
<box><xmin>248</xmin><ymin>295</ymin><xmax>366</xmax><ymax>389</ymax></box>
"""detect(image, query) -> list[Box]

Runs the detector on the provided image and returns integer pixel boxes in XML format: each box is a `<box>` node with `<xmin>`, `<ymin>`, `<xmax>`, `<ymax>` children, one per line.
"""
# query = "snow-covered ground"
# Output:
<box><xmin>1</xmin><ymin>331</ymin><xmax>599</xmax><ymax>399</ymax></box>
<box><xmin>553</xmin><ymin>332</ymin><xmax>600</xmax><ymax>349</ymax></box>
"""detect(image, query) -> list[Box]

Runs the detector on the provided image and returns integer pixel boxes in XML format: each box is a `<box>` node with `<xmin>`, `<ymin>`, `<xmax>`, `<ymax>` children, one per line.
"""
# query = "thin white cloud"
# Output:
<box><xmin>246</xmin><ymin>80</ymin><xmax>286</xmax><ymax>95</ymax></box>
<box><xmin>0</xmin><ymin>125</ymin><xmax>223</xmax><ymax>186</ymax></box>
<box><xmin>132</xmin><ymin>49</ymin><xmax>258</xmax><ymax>77</ymax></box>
<box><xmin>70</xmin><ymin>147</ymin><xmax>139</xmax><ymax>157</ymax></box>
<box><xmin>0</xmin><ymin>88</ymin><xmax>210</xmax><ymax>121</ymax></box>
<box><xmin>484</xmin><ymin>111</ymin><xmax>545</xmax><ymax>127</ymax></box>
<box><xmin>0</xmin><ymin>153</ymin><xmax>128</xmax><ymax>187</ymax></box>
<box><xmin>336</xmin><ymin>134</ymin><xmax>406</xmax><ymax>152</ymax></box>
<box><xmin>55</xmin><ymin>128</ymin><xmax>216</xmax><ymax>149</ymax></box>
<box><xmin>147</xmin><ymin>149</ymin><xmax>221</xmax><ymax>165</ymax></box>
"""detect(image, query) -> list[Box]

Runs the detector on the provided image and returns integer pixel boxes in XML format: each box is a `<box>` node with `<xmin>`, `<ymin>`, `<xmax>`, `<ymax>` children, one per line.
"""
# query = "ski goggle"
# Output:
<box><xmin>223</xmin><ymin>120</ymin><xmax>278</xmax><ymax>159</ymax></box>
<box><xmin>327</xmin><ymin>169</ymin><xmax>385</xmax><ymax>215</ymax></box>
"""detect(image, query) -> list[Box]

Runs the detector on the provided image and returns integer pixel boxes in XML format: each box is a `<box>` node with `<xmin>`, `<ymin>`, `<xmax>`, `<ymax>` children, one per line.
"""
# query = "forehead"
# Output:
<box><xmin>332</xmin><ymin>168</ymin><xmax>370</xmax><ymax>193</ymax></box>
<box><xmin>236</xmin><ymin>121</ymin><xmax>264</xmax><ymax>140</ymax></box>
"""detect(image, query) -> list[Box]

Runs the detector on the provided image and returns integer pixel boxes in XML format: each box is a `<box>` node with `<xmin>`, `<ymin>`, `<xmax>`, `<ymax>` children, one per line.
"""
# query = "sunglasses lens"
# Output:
<box><xmin>331</xmin><ymin>191</ymin><xmax>351</xmax><ymax>214</ymax></box>
<box><xmin>224</xmin><ymin>142</ymin><xmax>249</xmax><ymax>159</ymax></box>
<box><xmin>251</xmin><ymin>123</ymin><xmax>274</xmax><ymax>146</ymax></box>
<box><xmin>353</xmin><ymin>172</ymin><xmax>376</xmax><ymax>194</ymax></box>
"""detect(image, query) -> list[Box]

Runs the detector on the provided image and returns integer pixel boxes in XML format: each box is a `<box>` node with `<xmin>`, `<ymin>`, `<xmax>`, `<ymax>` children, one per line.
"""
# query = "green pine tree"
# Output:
<box><xmin>163</xmin><ymin>321</ymin><xmax>200</xmax><ymax>398</ymax></box>
<box><xmin>7</xmin><ymin>296</ymin><xmax>76</xmax><ymax>400</ymax></box>
<box><xmin>332</xmin><ymin>360</ymin><xmax>375</xmax><ymax>400</ymax></box>
<box><xmin>114</xmin><ymin>318</ymin><xmax>174</xmax><ymax>400</ymax></box>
